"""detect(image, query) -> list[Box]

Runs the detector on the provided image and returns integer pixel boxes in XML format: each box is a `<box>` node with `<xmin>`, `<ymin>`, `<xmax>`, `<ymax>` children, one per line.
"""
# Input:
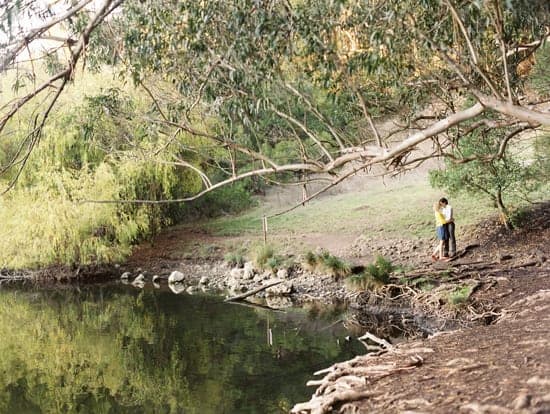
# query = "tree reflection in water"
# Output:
<box><xmin>0</xmin><ymin>284</ymin><xmax>362</xmax><ymax>413</ymax></box>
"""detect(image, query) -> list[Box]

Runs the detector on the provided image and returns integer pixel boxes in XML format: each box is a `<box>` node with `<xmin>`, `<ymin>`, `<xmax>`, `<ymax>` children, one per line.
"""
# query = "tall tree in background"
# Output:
<box><xmin>1</xmin><ymin>0</ymin><xmax>549</xmax><ymax>203</ymax></box>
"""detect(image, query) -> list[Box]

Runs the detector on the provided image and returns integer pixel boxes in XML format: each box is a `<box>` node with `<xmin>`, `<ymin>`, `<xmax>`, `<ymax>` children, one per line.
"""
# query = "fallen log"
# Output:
<box><xmin>224</xmin><ymin>280</ymin><xmax>284</xmax><ymax>302</ymax></box>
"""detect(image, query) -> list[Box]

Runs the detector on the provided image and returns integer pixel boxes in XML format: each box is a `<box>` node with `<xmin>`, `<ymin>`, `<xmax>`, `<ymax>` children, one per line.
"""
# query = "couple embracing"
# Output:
<box><xmin>431</xmin><ymin>197</ymin><xmax>456</xmax><ymax>262</ymax></box>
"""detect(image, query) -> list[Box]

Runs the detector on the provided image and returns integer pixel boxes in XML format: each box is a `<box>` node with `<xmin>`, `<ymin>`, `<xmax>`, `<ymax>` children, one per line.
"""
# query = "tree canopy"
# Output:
<box><xmin>1</xmin><ymin>0</ymin><xmax>549</xmax><ymax>202</ymax></box>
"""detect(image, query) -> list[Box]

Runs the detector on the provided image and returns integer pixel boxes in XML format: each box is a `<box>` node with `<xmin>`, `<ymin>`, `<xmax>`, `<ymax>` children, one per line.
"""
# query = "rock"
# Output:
<box><xmin>276</xmin><ymin>268</ymin><xmax>289</xmax><ymax>279</ymax></box>
<box><xmin>132</xmin><ymin>280</ymin><xmax>145</xmax><ymax>289</ymax></box>
<box><xmin>266</xmin><ymin>279</ymin><xmax>294</xmax><ymax>296</ymax></box>
<box><xmin>199</xmin><ymin>276</ymin><xmax>210</xmax><ymax>286</ymax></box>
<box><xmin>253</xmin><ymin>273</ymin><xmax>268</xmax><ymax>283</ymax></box>
<box><xmin>168</xmin><ymin>271</ymin><xmax>184</xmax><ymax>283</ymax></box>
<box><xmin>243</xmin><ymin>261</ymin><xmax>255</xmax><ymax>279</ymax></box>
<box><xmin>512</xmin><ymin>393</ymin><xmax>531</xmax><ymax>409</ymax></box>
<box><xmin>152</xmin><ymin>275</ymin><xmax>160</xmax><ymax>283</ymax></box>
<box><xmin>133</xmin><ymin>274</ymin><xmax>145</xmax><ymax>283</ymax></box>
<box><xmin>186</xmin><ymin>285</ymin><xmax>200</xmax><ymax>294</ymax></box>
<box><xmin>230</xmin><ymin>267</ymin><xmax>244</xmax><ymax>279</ymax></box>
<box><xmin>266</xmin><ymin>296</ymin><xmax>293</xmax><ymax>309</ymax></box>
<box><xmin>120</xmin><ymin>271</ymin><xmax>131</xmax><ymax>280</ymax></box>
<box><xmin>228</xmin><ymin>280</ymin><xmax>247</xmax><ymax>294</ymax></box>
<box><xmin>168</xmin><ymin>283</ymin><xmax>186</xmax><ymax>294</ymax></box>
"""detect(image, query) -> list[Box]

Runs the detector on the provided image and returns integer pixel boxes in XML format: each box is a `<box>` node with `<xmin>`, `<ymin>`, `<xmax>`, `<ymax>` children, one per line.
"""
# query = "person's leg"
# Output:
<box><xmin>448</xmin><ymin>222</ymin><xmax>456</xmax><ymax>256</ymax></box>
<box><xmin>437</xmin><ymin>240</ymin><xmax>445</xmax><ymax>259</ymax></box>
<box><xmin>443</xmin><ymin>223</ymin><xmax>449</xmax><ymax>256</ymax></box>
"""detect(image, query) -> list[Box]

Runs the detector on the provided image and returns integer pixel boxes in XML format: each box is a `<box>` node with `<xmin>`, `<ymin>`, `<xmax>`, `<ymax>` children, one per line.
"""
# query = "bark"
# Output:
<box><xmin>496</xmin><ymin>188</ymin><xmax>512</xmax><ymax>229</ymax></box>
<box><xmin>475</xmin><ymin>93</ymin><xmax>550</xmax><ymax>126</ymax></box>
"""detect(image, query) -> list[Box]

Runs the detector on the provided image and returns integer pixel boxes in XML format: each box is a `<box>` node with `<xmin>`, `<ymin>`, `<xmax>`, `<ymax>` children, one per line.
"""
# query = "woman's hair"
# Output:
<box><xmin>433</xmin><ymin>201</ymin><xmax>441</xmax><ymax>211</ymax></box>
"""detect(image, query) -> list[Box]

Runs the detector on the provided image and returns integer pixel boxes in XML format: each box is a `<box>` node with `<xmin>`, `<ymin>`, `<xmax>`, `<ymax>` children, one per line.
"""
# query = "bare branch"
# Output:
<box><xmin>0</xmin><ymin>0</ymin><xmax>93</xmax><ymax>72</ymax></box>
<box><xmin>475</xmin><ymin>93</ymin><xmax>550</xmax><ymax>126</ymax></box>
<box><xmin>355</xmin><ymin>89</ymin><xmax>383</xmax><ymax>147</ymax></box>
<box><xmin>271</xmin><ymin>106</ymin><xmax>335</xmax><ymax>162</ymax></box>
<box><xmin>284</xmin><ymin>83</ymin><xmax>347</xmax><ymax>150</ymax></box>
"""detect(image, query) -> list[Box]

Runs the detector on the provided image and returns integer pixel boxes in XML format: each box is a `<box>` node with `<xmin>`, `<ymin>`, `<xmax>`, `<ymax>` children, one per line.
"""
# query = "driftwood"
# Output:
<box><xmin>224</xmin><ymin>280</ymin><xmax>284</xmax><ymax>302</ymax></box>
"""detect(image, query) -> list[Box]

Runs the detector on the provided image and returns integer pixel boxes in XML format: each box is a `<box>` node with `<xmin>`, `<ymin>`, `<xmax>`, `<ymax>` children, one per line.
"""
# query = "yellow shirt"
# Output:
<box><xmin>435</xmin><ymin>210</ymin><xmax>446</xmax><ymax>226</ymax></box>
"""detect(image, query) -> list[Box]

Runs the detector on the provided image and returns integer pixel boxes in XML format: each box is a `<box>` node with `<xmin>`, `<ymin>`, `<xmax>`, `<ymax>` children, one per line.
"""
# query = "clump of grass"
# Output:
<box><xmin>302</xmin><ymin>249</ymin><xmax>351</xmax><ymax>279</ymax></box>
<box><xmin>252</xmin><ymin>244</ymin><xmax>281</xmax><ymax>271</ymax></box>
<box><xmin>365</xmin><ymin>256</ymin><xmax>395</xmax><ymax>284</ymax></box>
<box><xmin>346</xmin><ymin>273</ymin><xmax>385</xmax><ymax>291</ymax></box>
<box><xmin>448</xmin><ymin>285</ymin><xmax>473</xmax><ymax>306</ymax></box>
<box><xmin>266</xmin><ymin>256</ymin><xmax>283</xmax><ymax>272</ymax></box>
<box><xmin>303</xmin><ymin>251</ymin><xmax>318</xmax><ymax>271</ymax></box>
<box><xmin>224</xmin><ymin>251</ymin><xmax>245</xmax><ymax>268</ymax></box>
<box><xmin>346</xmin><ymin>256</ymin><xmax>395</xmax><ymax>292</ymax></box>
<box><xmin>318</xmin><ymin>251</ymin><xmax>351</xmax><ymax>279</ymax></box>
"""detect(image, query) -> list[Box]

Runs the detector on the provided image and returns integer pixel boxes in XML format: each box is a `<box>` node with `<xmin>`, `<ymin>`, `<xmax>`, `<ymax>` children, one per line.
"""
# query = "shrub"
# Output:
<box><xmin>365</xmin><ymin>256</ymin><xmax>395</xmax><ymax>284</ymax></box>
<box><xmin>449</xmin><ymin>285</ymin><xmax>473</xmax><ymax>306</ymax></box>
<box><xmin>303</xmin><ymin>251</ymin><xmax>318</xmax><ymax>271</ymax></box>
<box><xmin>252</xmin><ymin>244</ymin><xmax>275</xmax><ymax>270</ymax></box>
<box><xmin>266</xmin><ymin>256</ymin><xmax>283</xmax><ymax>272</ymax></box>
<box><xmin>319</xmin><ymin>252</ymin><xmax>351</xmax><ymax>279</ymax></box>
<box><xmin>346</xmin><ymin>273</ymin><xmax>385</xmax><ymax>291</ymax></box>
<box><xmin>345</xmin><ymin>256</ymin><xmax>395</xmax><ymax>292</ymax></box>
<box><xmin>224</xmin><ymin>252</ymin><xmax>245</xmax><ymax>268</ymax></box>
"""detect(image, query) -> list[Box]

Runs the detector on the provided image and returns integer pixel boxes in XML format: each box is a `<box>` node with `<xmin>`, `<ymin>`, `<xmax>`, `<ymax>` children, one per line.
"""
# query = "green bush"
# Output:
<box><xmin>303</xmin><ymin>251</ymin><xmax>318</xmax><ymax>271</ymax></box>
<box><xmin>318</xmin><ymin>251</ymin><xmax>351</xmax><ymax>279</ymax></box>
<box><xmin>224</xmin><ymin>252</ymin><xmax>245</xmax><ymax>268</ymax></box>
<box><xmin>345</xmin><ymin>256</ymin><xmax>395</xmax><ymax>291</ymax></box>
<box><xmin>449</xmin><ymin>285</ymin><xmax>473</xmax><ymax>306</ymax></box>
<box><xmin>365</xmin><ymin>256</ymin><xmax>395</xmax><ymax>284</ymax></box>
<box><xmin>266</xmin><ymin>256</ymin><xmax>283</xmax><ymax>272</ymax></box>
<box><xmin>301</xmin><ymin>249</ymin><xmax>350</xmax><ymax>279</ymax></box>
<box><xmin>252</xmin><ymin>244</ymin><xmax>276</xmax><ymax>270</ymax></box>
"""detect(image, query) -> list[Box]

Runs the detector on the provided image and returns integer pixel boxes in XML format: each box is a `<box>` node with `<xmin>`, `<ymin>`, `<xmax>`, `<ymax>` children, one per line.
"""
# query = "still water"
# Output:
<box><xmin>0</xmin><ymin>282</ymin><xmax>362</xmax><ymax>414</ymax></box>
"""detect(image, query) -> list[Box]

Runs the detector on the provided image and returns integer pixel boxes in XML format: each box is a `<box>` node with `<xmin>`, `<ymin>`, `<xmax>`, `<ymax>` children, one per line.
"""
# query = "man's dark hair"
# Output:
<box><xmin>439</xmin><ymin>197</ymin><xmax>448</xmax><ymax>204</ymax></box>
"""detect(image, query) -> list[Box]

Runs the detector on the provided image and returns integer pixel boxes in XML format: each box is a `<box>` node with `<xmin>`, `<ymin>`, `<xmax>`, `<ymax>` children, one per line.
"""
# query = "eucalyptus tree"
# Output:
<box><xmin>1</xmin><ymin>0</ymin><xmax>549</xmax><ymax>205</ymax></box>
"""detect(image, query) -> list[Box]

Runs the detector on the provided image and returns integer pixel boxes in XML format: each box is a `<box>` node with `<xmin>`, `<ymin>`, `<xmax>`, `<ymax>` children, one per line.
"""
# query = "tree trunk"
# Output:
<box><xmin>496</xmin><ymin>188</ymin><xmax>512</xmax><ymax>230</ymax></box>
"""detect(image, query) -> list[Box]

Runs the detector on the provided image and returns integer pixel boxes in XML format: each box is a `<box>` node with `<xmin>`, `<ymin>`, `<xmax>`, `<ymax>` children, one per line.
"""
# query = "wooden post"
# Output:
<box><xmin>262</xmin><ymin>215</ymin><xmax>268</xmax><ymax>245</ymax></box>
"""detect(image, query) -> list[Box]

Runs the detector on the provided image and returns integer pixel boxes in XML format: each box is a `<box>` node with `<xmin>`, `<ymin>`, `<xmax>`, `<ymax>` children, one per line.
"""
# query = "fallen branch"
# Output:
<box><xmin>224</xmin><ymin>280</ymin><xmax>284</xmax><ymax>302</ymax></box>
<box><xmin>358</xmin><ymin>331</ymin><xmax>393</xmax><ymax>350</ymax></box>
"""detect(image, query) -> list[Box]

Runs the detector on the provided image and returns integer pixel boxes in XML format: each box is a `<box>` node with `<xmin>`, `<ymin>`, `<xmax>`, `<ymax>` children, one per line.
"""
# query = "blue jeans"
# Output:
<box><xmin>444</xmin><ymin>222</ymin><xmax>456</xmax><ymax>256</ymax></box>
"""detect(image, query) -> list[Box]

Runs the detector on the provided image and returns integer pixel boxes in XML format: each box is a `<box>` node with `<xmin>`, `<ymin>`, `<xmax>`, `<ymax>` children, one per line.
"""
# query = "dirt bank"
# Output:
<box><xmin>291</xmin><ymin>202</ymin><xmax>550</xmax><ymax>413</ymax></box>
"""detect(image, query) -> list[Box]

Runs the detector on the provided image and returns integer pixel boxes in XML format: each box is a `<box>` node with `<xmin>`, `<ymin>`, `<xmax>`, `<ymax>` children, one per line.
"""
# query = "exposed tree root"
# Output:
<box><xmin>290</xmin><ymin>349</ymin><xmax>425</xmax><ymax>414</ymax></box>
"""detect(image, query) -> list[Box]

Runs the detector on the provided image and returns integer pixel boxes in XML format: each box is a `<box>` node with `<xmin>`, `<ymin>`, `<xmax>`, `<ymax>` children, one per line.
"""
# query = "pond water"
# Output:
<box><xmin>0</xmin><ymin>282</ymin><xmax>364</xmax><ymax>413</ymax></box>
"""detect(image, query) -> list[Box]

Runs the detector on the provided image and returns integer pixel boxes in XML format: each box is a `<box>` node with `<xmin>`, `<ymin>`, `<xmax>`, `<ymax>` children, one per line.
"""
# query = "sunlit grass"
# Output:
<box><xmin>199</xmin><ymin>178</ymin><xmax>500</xmax><ymax>240</ymax></box>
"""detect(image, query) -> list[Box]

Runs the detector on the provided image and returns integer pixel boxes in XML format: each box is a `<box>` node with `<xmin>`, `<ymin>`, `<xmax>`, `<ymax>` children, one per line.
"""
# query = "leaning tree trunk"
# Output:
<box><xmin>496</xmin><ymin>188</ymin><xmax>512</xmax><ymax>230</ymax></box>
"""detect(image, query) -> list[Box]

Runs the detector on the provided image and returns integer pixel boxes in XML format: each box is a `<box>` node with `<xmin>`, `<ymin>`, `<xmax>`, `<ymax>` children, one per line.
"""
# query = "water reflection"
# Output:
<box><xmin>0</xmin><ymin>283</ymin><xmax>362</xmax><ymax>413</ymax></box>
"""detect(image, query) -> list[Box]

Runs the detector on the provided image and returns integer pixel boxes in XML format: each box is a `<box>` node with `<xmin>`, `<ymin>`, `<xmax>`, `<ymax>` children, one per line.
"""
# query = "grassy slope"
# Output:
<box><xmin>197</xmin><ymin>174</ymin><xmax>532</xmax><ymax>242</ymax></box>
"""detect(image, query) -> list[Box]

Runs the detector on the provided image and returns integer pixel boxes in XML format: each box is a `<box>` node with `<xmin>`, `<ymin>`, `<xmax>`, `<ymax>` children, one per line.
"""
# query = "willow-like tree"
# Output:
<box><xmin>1</xmin><ymin>0</ymin><xmax>549</xmax><ymax>206</ymax></box>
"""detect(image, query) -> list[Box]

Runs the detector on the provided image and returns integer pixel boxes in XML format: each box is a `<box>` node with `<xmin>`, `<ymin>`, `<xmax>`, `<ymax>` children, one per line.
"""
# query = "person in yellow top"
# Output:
<box><xmin>431</xmin><ymin>200</ymin><xmax>453</xmax><ymax>261</ymax></box>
